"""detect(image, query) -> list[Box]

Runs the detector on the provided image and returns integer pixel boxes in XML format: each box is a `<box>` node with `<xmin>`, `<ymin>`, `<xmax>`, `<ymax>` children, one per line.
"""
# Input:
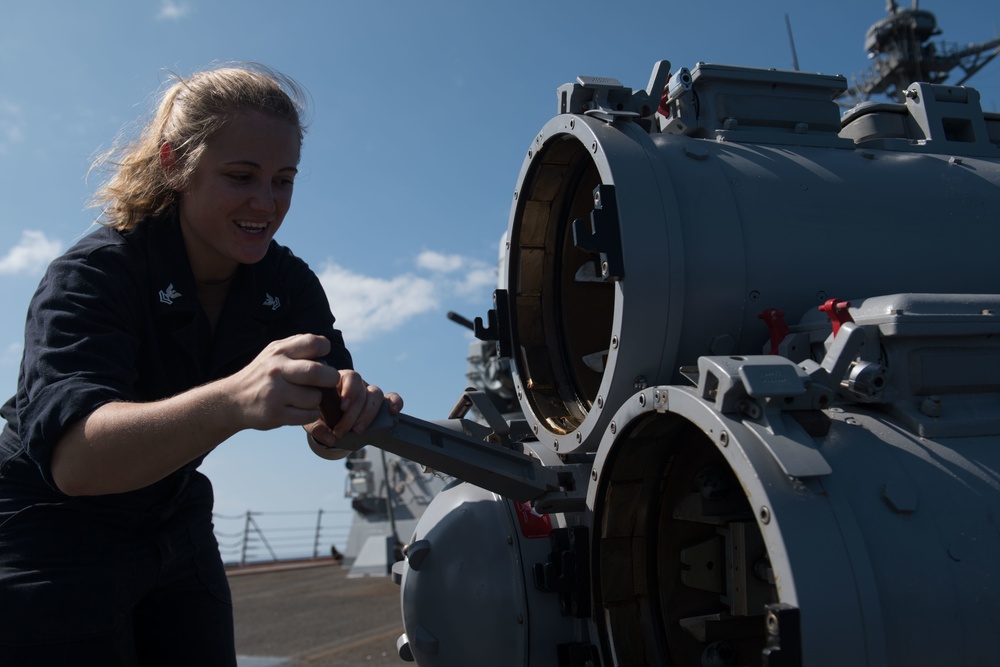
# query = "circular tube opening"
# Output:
<box><xmin>593</xmin><ymin>413</ymin><xmax>778</xmax><ymax>665</ymax></box>
<box><xmin>509</xmin><ymin>136</ymin><xmax>616</xmax><ymax>435</ymax></box>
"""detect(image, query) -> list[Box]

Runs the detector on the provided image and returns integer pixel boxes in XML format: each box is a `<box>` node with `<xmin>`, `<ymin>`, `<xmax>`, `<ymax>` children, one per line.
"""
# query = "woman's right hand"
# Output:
<box><xmin>222</xmin><ymin>333</ymin><xmax>341</xmax><ymax>432</ymax></box>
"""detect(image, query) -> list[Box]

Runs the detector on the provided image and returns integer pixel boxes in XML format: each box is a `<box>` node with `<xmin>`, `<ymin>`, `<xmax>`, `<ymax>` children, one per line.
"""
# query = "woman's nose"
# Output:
<box><xmin>249</xmin><ymin>183</ymin><xmax>277</xmax><ymax>212</ymax></box>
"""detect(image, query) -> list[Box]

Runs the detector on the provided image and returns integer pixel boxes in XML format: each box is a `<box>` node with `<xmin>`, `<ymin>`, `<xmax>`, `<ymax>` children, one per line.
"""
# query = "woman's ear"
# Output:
<box><xmin>159</xmin><ymin>142</ymin><xmax>177</xmax><ymax>173</ymax></box>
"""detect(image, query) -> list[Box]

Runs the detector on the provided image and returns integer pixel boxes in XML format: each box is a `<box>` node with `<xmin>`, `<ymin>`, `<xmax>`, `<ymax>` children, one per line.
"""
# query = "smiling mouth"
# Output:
<box><xmin>235</xmin><ymin>220</ymin><xmax>269</xmax><ymax>233</ymax></box>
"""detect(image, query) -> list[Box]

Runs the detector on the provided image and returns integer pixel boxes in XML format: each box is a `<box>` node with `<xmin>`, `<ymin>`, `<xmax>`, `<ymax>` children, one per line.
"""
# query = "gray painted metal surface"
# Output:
<box><xmin>503</xmin><ymin>62</ymin><xmax>1000</xmax><ymax>456</ymax></box>
<box><xmin>336</xmin><ymin>60</ymin><xmax>1000</xmax><ymax>666</ymax></box>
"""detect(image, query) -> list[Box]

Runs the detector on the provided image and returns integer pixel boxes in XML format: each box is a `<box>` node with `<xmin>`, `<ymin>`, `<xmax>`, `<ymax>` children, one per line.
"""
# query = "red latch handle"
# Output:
<box><xmin>819</xmin><ymin>299</ymin><xmax>854</xmax><ymax>336</ymax></box>
<box><xmin>758</xmin><ymin>308</ymin><xmax>789</xmax><ymax>355</ymax></box>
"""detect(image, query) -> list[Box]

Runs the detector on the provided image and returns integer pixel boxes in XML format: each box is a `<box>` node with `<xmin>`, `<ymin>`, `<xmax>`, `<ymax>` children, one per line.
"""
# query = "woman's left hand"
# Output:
<box><xmin>304</xmin><ymin>371</ymin><xmax>403</xmax><ymax>451</ymax></box>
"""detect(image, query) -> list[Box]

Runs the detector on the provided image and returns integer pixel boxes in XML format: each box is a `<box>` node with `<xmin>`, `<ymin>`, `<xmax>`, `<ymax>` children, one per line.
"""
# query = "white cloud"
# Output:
<box><xmin>417</xmin><ymin>250</ymin><xmax>465</xmax><ymax>273</ymax></box>
<box><xmin>317</xmin><ymin>251</ymin><xmax>497</xmax><ymax>345</ymax></box>
<box><xmin>454</xmin><ymin>266</ymin><xmax>497</xmax><ymax>295</ymax></box>
<box><xmin>317</xmin><ymin>262</ymin><xmax>437</xmax><ymax>345</ymax></box>
<box><xmin>0</xmin><ymin>230</ymin><xmax>62</xmax><ymax>276</ymax></box>
<box><xmin>416</xmin><ymin>249</ymin><xmax>497</xmax><ymax>294</ymax></box>
<box><xmin>156</xmin><ymin>0</ymin><xmax>191</xmax><ymax>20</ymax></box>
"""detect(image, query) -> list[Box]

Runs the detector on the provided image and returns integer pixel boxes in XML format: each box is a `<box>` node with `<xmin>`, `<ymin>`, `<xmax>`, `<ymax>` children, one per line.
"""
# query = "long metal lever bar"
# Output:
<box><xmin>337</xmin><ymin>406</ymin><xmax>579</xmax><ymax>506</ymax></box>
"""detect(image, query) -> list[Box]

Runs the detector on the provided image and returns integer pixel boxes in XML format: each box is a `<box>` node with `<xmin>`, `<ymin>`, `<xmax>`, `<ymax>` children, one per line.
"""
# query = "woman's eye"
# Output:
<box><xmin>228</xmin><ymin>173</ymin><xmax>252</xmax><ymax>183</ymax></box>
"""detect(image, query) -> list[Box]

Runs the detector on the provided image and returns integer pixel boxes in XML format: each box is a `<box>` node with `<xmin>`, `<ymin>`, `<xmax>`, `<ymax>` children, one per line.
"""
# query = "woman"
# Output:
<box><xmin>0</xmin><ymin>63</ymin><xmax>400</xmax><ymax>665</ymax></box>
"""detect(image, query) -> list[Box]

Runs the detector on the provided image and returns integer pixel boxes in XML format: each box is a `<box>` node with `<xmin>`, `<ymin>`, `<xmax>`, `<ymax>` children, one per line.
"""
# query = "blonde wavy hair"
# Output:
<box><xmin>91</xmin><ymin>63</ymin><xmax>307</xmax><ymax>231</ymax></box>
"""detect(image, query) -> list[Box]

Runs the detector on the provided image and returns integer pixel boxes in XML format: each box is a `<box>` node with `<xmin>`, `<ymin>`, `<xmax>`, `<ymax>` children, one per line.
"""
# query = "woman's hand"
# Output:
<box><xmin>304</xmin><ymin>372</ymin><xmax>403</xmax><ymax>454</ymax></box>
<box><xmin>224</xmin><ymin>333</ymin><xmax>342</xmax><ymax>431</ymax></box>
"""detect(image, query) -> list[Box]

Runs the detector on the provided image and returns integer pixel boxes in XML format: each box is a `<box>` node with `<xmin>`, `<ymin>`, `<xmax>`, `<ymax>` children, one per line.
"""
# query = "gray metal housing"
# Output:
<box><xmin>501</xmin><ymin>62</ymin><xmax>1000</xmax><ymax>456</ymax></box>
<box><xmin>354</xmin><ymin>60</ymin><xmax>1000</xmax><ymax>667</ymax></box>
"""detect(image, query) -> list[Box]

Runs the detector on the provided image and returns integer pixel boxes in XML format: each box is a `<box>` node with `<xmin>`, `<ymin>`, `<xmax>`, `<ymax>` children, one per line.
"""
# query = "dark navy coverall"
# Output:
<box><xmin>0</xmin><ymin>213</ymin><xmax>352</xmax><ymax>665</ymax></box>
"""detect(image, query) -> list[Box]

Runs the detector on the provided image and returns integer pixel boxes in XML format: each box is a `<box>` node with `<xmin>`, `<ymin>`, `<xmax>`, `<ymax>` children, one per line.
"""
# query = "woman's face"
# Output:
<box><xmin>176</xmin><ymin>111</ymin><xmax>300</xmax><ymax>283</ymax></box>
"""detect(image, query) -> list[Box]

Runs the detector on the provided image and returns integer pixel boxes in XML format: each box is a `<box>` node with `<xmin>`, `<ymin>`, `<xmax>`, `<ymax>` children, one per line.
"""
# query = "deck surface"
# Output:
<box><xmin>230</xmin><ymin>559</ymin><xmax>404</xmax><ymax>667</ymax></box>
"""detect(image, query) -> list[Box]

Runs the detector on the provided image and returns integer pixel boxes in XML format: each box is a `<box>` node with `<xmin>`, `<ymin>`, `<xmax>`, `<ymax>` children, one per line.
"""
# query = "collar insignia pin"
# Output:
<box><xmin>263</xmin><ymin>293</ymin><xmax>281</xmax><ymax>311</ymax></box>
<box><xmin>159</xmin><ymin>283</ymin><xmax>182</xmax><ymax>305</ymax></box>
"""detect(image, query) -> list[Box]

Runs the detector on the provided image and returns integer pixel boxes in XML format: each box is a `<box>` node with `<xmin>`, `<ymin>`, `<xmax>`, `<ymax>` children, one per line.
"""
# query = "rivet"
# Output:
<box><xmin>553</xmin><ymin>440</ymin><xmax>559</xmax><ymax>451</ymax></box>
<box><xmin>759</xmin><ymin>506</ymin><xmax>771</xmax><ymax>524</ymax></box>
<box><xmin>611</xmin><ymin>336</ymin><xmax>619</xmax><ymax>349</ymax></box>
<box><xmin>569</xmin><ymin>118</ymin><xmax>576</xmax><ymax>129</ymax></box>
<box><xmin>533</xmin><ymin>424</ymin><xmax>539</xmax><ymax>434</ymax></box>
<box><xmin>719</xmin><ymin>431</ymin><xmax>729</xmax><ymax>447</ymax></box>
<box><xmin>597</xmin><ymin>396</ymin><xmax>604</xmax><ymax>409</ymax></box>
<box><xmin>610</xmin><ymin>421</ymin><xmax>617</xmax><ymax>434</ymax></box>
<box><xmin>576</xmin><ymin>432</ymin><xmax>582</xmax><ymax>443</ymax></box>
<box><xmin>638</xmin><ymin>394</ymin><xmax>647</xmax><ymax>407</ymax></box>
<box><xmin>767</xmin><ymin>611</ymin><xmax>779</xmax><ymax>633</ymax></box>
<box><xmin>591</xmin><ymin>469</ymin><xmax>598</xmax><ymax>481</ymax></box>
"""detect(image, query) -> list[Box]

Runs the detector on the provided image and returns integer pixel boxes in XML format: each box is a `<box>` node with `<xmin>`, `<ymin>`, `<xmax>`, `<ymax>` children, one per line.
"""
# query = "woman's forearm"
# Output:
<box><xmin>50</xmin><ymin>377</ymin><xmax>243</xmax><ymax>496</ymax></box>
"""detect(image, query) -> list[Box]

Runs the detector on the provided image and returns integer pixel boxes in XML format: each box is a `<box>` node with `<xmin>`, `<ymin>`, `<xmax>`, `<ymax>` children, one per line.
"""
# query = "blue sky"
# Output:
<box><xmin>2</xmin><ymin>0</ymin><xmax>998</xmax><ymax>522</ymax></box>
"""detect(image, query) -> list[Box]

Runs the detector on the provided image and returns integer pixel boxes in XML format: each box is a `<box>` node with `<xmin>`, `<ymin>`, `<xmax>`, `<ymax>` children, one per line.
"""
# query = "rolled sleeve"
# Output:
<box><xmin>16</xmin><ymin>241</ymin><xmax>141</xmax><ymax>490</ymax></box>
